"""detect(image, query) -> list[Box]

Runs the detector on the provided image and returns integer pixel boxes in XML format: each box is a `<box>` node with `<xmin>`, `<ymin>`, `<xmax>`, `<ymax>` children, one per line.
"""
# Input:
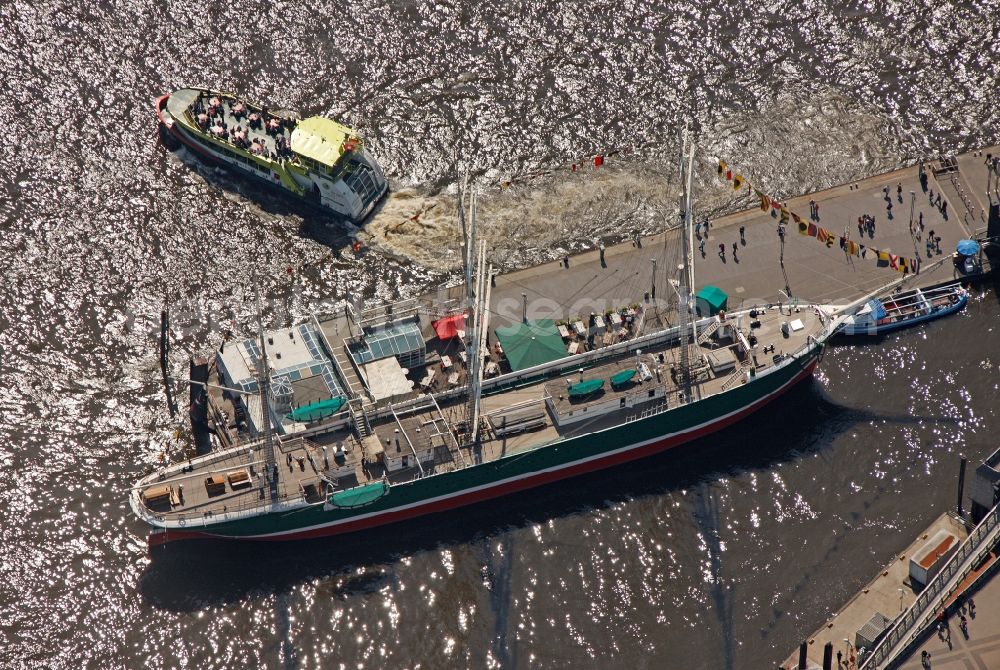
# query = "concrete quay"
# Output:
<box><xmin>488</xmin><ymin>145</ymin><xmax>999</xmax><ymax>330</ymax></box>
<box><xmin>895</xmin><ymin>552</ymin><xmax>1000</xmax><ymax>670</ymax></box>
<box><xmin>777</xmin><ymin>513</ymin><xmax>969</xmax><ymax>670</ymax></box>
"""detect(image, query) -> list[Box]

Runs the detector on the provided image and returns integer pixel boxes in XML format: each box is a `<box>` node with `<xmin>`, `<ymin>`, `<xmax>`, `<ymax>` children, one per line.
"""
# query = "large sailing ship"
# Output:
<box><xmin>131</xmin><ymin>140</ymin><xmax>841</xmax><ymax>546</ymax></box>
<box><xmin>156</xmin><ymin>87</ymin><xmax>388</xmax><ymax>224</ymax></box>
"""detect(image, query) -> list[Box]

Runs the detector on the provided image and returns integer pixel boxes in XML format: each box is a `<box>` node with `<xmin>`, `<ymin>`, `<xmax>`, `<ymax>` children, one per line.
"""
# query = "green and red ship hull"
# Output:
<box><xmin>147</xmin><ymin>348</ymin><xmax>822</xmax><ymax>548</ymax></box>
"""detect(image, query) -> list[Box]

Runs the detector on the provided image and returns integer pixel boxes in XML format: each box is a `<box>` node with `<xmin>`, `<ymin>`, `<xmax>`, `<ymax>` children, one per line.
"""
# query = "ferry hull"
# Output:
<box><xmin>147</xmin><ymin>349</ymin><xmax>821</xmax><ymax>548</ymax></box>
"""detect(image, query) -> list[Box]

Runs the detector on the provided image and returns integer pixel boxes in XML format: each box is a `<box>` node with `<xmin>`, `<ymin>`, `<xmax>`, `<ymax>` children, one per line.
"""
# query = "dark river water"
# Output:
<box><xmin>2</xmin><ymin>1</ymin><xmax>999</xmax><ymax>668</ymax></box>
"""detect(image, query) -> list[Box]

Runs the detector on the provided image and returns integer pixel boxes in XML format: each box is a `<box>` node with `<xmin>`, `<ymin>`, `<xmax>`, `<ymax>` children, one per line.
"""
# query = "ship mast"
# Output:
<box><xmin>253</xmin><ymin>285</ymin><xmax>280</xmax><ymax>502</ymax></box>
<box><xmin>461</xmin><ymin>186</ymin><xmax>490</xmax><ymax>447</ymax></box>
<box><xmin>676</xmin><ymin>131</ymin><xmax>697</xmax><ymax>403</ymax></box>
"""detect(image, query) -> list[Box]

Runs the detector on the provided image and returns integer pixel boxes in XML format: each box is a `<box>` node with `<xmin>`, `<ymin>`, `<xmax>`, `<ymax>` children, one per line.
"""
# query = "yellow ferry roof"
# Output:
<box><xmin>291</xmin><ymin>116</ymin><xmax>356</xmax><ymax>167</ymax></box>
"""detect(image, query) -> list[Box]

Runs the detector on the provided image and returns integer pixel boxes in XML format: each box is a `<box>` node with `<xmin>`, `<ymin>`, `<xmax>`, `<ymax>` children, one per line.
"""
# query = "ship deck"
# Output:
<box><xmin>135</xmin><ymin>305</ymin><xmax>827</xmax><ymax>526</ymax></box>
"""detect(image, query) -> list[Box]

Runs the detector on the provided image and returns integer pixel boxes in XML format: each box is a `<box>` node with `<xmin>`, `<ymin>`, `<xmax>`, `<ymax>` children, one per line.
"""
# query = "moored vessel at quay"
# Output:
<box><xmin>130</xmin><ymin>140</ymin><xmax>843</xmax><ymax>547</ymax></box>
<box><xmin>156</xmin><ymin>87</ymin><xmax>388</xmax><ymax>224</ymax></box>
<box><xmin>838</xmin><ymin>282</ymin><xmax>968</xmax><ymax>336</ymax></box>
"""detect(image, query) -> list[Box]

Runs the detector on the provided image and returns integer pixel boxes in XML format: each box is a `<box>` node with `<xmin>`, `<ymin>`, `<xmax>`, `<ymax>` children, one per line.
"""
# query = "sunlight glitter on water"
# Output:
<box><xmin>2</xmin><ymin>0</ymin><xmax>999</xmax><ymax>668</ymax></box>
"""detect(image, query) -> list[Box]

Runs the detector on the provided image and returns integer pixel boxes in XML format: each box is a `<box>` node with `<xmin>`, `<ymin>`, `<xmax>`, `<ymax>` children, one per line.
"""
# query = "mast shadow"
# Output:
<box><xmin>136</xmin><ymin>378</ymin><xmax>938</xmax><ymax>611</ymax></box>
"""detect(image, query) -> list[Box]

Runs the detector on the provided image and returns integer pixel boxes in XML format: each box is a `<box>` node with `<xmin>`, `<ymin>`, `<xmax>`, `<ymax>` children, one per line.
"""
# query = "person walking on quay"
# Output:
<box><xmin>718</xmin><ymin>243</ymin><xmax>725</xmax><ymax>261</ymax></box>
<box><xmin>837</xmin><ymin>650</ymin><xmax>843</xmax><ymax>667</ymax></box>
<box><xmin>809</xmin><ymin>199</ymin><xmax>816</xmax><ymax>220</ymax></box>
<box><xmin>858</xmin><ymin>216</ymin><xmax>865</xmax><ymax>238</ymax></box>
<box><xmin>887</xmin><ymin>200</ymin><xmax>893</xmax><ymax>219</ymax></box>
<box><xmin>698</xmin><ymin>237</ymin><xmax>705</xmax><ymax>256</ymax></box>
<box><xmin>814</xmin><ymin>201</ymin><xmax>820</xmax><ymax>220</ymax></box>
<box><xmin>897</xmin><ymin>182</ymin><xmax>903</xmax><ymax>202</ymax></box>
<box><xmin>969</xmin><ymin>598</ymin><xmax>976</xmax><ymax>617</ymax></box>
<box><xmin>732</xmin><ymin>241</ymin><xmax>738</xmax><ymax>261</ymax></box>
<box><xmin>739</xmin><ymin>225</ymin><xmax>746</xmax><ymax>244</ymax></box>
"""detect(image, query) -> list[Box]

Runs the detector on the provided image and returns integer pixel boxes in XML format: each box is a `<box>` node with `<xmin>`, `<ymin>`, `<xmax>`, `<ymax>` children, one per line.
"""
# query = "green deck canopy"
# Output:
<box><xmin>330</xmin><ymin>481</ymin><xmax>389</xmax><ymax>508</ymax></box>
<box><xmin>494</xmin><ymin>319</ymin><xmax>568</xmax><ymax>371</ymax></box>
<box><xmin>286</xmin><ymin>396</ymin><xmax>345</xmax><ymax>422</ymax></box>
<box><xmin>696</xmin><ymin>285</ymin><xmax>728</xmax><ymax>316</ymax></box>
<box><xmin>610</xmin><ymin>369</ymin><xmax>637</xmax><ymax>387</ymax></box>
<box><xmin>568</xmin><ymin>379</ymin><xmax>605</xmax><ymax>397</ymax></box>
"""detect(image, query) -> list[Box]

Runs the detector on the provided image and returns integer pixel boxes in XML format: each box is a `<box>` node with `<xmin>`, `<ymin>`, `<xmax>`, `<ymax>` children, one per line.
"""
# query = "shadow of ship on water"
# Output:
<box><xmin>167</xmin><ymin>143</ymin><xmax>391</xmax><ymax>249</ymax></box>
<box><xmin>138</xmin><ymin>377</ymin><xmax>963</xmax><ymax>613</ymax></box>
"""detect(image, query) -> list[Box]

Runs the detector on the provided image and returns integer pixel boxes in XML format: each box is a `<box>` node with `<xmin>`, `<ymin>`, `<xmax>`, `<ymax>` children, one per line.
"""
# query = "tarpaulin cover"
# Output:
<box><xmin>432</xmin><ymin>314</ymin><xmax>467</xmax><ymax>340</ymax></box>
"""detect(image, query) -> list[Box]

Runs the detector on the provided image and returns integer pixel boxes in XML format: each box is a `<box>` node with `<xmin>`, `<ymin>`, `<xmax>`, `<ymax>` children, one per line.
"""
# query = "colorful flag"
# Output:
<box><xmin>594</xmin><ymin>155</ymin><xmax>604</xmax><ymax>168</ymax></box>
<box><xmin>733</xmin><ymin>174</ymin><xmax>744</xmax><ymax>190</ymax></box>
<box><xmin>817</xmin><ymin>227</ymin><xmax>830</xmax><ymax>244</ymax></box>
<box><xmin>807</xmin><ymin>223</ymin><xmax>818</xmax><ymax>237</ymax></box>
<box><xmin>718</xmin><ymin>160</ymin><xmax>727</xmax><ymax>177</ymax></box>
<box><xmin>876</xmin><ymin>250</ymin><xmax>890</xmax><ymax>266</ymax></box>
<box><xmin>780</xmin><ymin>208</ymin><xmax>790</xmax><ymax>224</ymax></box>
<box><xmin>759</xmin><ymin>193</ymin><xmax>771</xmax><ymax>211</ymax></box>
<box><xmin>889</xmin><ymin>254</ymin><xmax>899</xmax><ymax>270</ymax></box>
<box><xmin>726</xmin><ymin>169</ymin><xmax>733</xmax><ymax>181</ymax></box>
<box><xmin>798</xmin><ymin>221</ymin><xmax>809</xmax><ymax>235</ymax></box>
<box><xmin>839</xmin><ymin>236</ymin><xmax>847</xmax><ymax>249</ymax></box>
<box><xmin>899</xmin><ymin>257</ymin><xmax>909</xmax><ymax>273</ymax></box>
<box><xmin>791</xmin><ymin>212</ymin><xmax>802</xmax><ymax>225</ymax></box>
<box><xmin>860</xmin><ymin>245</ymin><xmax>867</xmax><ymax>258</ymax></box>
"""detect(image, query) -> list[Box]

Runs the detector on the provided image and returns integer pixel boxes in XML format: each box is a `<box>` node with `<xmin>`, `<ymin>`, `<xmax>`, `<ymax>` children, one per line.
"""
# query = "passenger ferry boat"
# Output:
<box><xmin>838</xmin><ymin>283</ymin><xmax>967</xmax><ymax>336</ymax></box>
<box><xmin>130</xmin><ymin>140</ymin><xmax>841</xmax><ymax>547</ymax></box>
<box><xmin>156</xmin><ymin>87</ymin><xmax>388</xmax><ymax>224</ymax></box>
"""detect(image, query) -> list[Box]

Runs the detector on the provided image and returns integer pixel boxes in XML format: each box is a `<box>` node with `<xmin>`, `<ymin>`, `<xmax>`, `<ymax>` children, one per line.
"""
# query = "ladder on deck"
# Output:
<box><xmin>696</xmin><ymin>317</ymin><xmax>721</xmax><ymax>345</ymax></box>
<box><xmin>349</xmin><ymin>398</ymin><xmax>373</xmax><ymax>439</ymax></box>
<box><xmin>721</xmin><ymin>361</ymin><xmax>751</xmax><ymax>391</ymax></box>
